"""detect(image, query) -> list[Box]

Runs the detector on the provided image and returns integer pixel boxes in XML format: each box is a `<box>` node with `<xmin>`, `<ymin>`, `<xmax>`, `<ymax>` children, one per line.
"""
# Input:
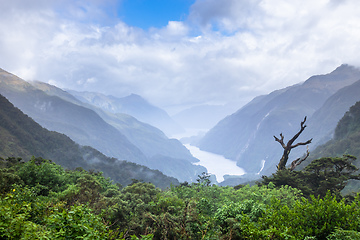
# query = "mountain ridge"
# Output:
<box><xmin>0</xmin><ymin>69</ymin><xmax>147</xmax><ymax>165</ymax></box>
<box><xmin>198</xmin><ymin>64</ymin><xmax>360</xmax><ymax>176</ymax></box>
<box><xmin>68</xmin><ymin>90</ymin><xmax>184</xmax><ymax>136</ymax></box>
<box><xmin>30</xmin><ymin>81</ymin><xmax>204</xmax><ymax>182</ymax></box>
<box><xmin>0</xmin><ymin>69</ymin><xmax>204</xmax><ymax>182</ymax></box>
<box><xmin>0</xmin><ymin>93</ymin><xmax>179</xmax><ymax>188</ymax></box>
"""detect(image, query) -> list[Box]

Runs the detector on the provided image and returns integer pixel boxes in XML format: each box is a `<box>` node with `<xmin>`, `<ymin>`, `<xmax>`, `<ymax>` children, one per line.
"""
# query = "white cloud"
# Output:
<box><xmin>0</xmin><ymin>0</ymin><xmax>360</xmax><ymax>111</ymax></box>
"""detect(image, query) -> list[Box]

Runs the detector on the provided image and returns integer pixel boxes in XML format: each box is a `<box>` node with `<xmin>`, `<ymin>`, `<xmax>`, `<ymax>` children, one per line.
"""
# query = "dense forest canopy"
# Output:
<box><xmin>2</xmin><ymin>156</ymin><xmax>360</xmax><ymax>239</ymax></box>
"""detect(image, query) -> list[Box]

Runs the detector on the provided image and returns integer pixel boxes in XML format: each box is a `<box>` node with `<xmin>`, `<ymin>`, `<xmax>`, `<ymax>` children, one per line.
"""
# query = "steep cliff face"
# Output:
<box><xmin>198</xmin><ymin>64</ymin><xmax>360</xmax><ymax>175</ymax></box>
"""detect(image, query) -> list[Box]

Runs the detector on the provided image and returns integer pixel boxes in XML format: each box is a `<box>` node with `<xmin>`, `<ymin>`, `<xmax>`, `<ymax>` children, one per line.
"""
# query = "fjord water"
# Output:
<box><xmin>184</xmin><ymin>144</ymin><xmax>245</xmax><ymax>182</ymax></box>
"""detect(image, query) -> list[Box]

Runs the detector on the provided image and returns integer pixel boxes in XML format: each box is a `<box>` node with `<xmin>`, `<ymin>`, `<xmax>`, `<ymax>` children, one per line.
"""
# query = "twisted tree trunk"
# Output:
<box><xmin>274</xmin><ymin>117</ymin><xmax>312</xmax><ymax>171</ymax></box>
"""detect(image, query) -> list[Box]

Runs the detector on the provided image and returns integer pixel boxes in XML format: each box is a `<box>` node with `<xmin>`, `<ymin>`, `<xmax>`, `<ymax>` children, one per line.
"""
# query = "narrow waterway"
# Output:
<box><xmin>184</xmin><ymin>144</ymin><xmax>245</xmax><ymax>182</ymax></box>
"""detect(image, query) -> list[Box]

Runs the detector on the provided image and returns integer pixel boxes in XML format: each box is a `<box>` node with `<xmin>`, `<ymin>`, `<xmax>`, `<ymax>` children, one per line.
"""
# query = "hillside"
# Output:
<box><xmin>0</xmin><ymin>69</ymin><xmax>204</xmax><ymax>182</ymax></box>
<box><xmin>31</xmin><ymin>81</ymin><xmax>204</xmax><ymax>182</ymax></box>
<box><xmin>0</xmin><ymin>93</ymin><xmax>179</xmax><ymax>188</ymax></box>
<box><xmin>0</xmin><ymin>69</ymin><xmax>147</xmax><ymax>165</ymax></box>
<box><xmin>198</xmin><ymin>64</ymin><xmax>360</xmax><ymax>176</ymax></box>
<box><xmin>297</xmin><ymin>101</ymin><xmax>360</xmax><ymax>194</ymax></box>
<box><xmin>303</xmin><ymin>101</ymin><xmax>360</xmax><ymax>164</ymax></box>
<box><xmin>300</xmin><ymin>79</ymin><xmax>360</xmax><ymax>147</ymax></box>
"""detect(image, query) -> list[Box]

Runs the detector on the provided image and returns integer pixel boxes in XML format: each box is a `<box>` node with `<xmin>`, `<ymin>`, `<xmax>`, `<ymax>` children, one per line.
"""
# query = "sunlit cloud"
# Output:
<box><xmin>0</xmin><ymin>0</ymin><xmax>360</xmax><ymax>111</ymax></box>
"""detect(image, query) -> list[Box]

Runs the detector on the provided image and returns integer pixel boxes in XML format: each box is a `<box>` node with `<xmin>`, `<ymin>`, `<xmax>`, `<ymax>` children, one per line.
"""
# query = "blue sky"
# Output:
<box><xmin>1</xmin><ymin>0</ymin><xmax>360</xmax><ymax>114</ymax></box>
<box><xmin>118</xmin><ymin>0</ymin><xmax>195</xmax><ymax>29</ymax></box>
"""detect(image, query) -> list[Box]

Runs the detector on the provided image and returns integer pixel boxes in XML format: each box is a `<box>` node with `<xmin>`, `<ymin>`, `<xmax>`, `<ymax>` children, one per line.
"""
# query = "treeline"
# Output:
<box><xmin>2</xmin><ymin>156</ymin><xmax>360</xmax><ymax>239</ymax></box>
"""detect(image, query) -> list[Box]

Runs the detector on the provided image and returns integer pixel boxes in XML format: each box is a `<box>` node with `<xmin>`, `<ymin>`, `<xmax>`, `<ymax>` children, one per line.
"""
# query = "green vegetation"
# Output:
<box><xmin>305</xmin><ymin>102</ymin><xmax>360</xmax><ymax>165</ymax></box>
<box><xmin>298</xmin><ymin>101</ymin><xmax>360</xmax><ymax>195</ymax></box>
<box><xmin>2</xmin><ymin>156</ymin><xmax>360</xmax><ymax>239</ymax></box>
<box><xmin>262</xmin><ymin>154</ymin><xmax>360</xmax><ymax>198</ymax></box>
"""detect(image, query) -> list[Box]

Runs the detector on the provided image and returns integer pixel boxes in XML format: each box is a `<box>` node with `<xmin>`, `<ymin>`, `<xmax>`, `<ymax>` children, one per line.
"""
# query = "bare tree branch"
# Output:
<box><xmin>275</xmin><ymin>117</ymin><xmax>312</xmax><ymax>171</ymax></box>
<box><xmin>288</xmin><ymin>116</ymin><xmax>308</xmax><ymax>148</ymax></box>
<box><xmin>291</xmin><ymin>138</ymin><xmax>313</xmax><ymax>148</ymax></box>
<box><xmin>274</xmin><ymin>133</ymin><xmax>286</xmax><ymax>148</ymax></box>
<box><xmin>290</xmin><ymin>147</ymin><xmax>310</xmax><ymax>171</ymax></box>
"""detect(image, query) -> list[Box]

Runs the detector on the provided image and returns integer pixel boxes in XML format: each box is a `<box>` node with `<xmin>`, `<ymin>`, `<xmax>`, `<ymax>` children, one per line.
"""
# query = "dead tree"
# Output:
<box><xmin>274</xmin><ymin>117</ymin><xmax>312</xmax><ymax>171</ymax></box>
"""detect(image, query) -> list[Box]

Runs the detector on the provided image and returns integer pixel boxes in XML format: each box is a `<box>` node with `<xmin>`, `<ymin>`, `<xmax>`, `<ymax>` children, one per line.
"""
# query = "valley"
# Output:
<box><xmin>2</xmin><ymin>64</ymin><xmax>360</xmax><ymax>185</ymax></box>
<box><xmin>2</xmin><ymin>1</ymin><xmax>360</xmax><ymax>238</ymax></box>
<box><xmin>185</xmin><ymin>144</ymin><xmax>246</xmax><ymax>182</ymax></box>
<box><xmin>2</xmin><ymin>65</ymin><xmax>360</xmax><ymax>239</ymax></box>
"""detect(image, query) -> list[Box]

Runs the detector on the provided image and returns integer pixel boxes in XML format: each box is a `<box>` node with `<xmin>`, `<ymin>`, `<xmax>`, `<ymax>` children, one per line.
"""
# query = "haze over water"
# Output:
<box><xmin>184</xmin><ymin>144</ymin><xmax>245</xmax><ymax>182</ymax></box>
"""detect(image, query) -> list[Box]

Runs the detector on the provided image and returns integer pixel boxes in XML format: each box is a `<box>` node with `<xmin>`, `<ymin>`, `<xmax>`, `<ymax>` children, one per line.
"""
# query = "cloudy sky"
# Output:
<box><xmin>1</xmin><ymin>0</ymin><xmax>360</xmax><ymax>113</ymax></box>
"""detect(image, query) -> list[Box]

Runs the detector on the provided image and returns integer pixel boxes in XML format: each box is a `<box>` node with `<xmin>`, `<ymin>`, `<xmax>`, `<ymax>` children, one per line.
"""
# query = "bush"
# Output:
<box><xmin>327</xmin><ymin>228</ymin><xmax>360</xmax><ymax>239</ymax></box>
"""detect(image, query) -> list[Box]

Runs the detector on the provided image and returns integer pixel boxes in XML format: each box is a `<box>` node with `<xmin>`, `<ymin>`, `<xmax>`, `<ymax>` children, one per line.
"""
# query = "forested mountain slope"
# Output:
<box><xmin>0</xmin><ymin>68</ymin><xmax>147</xmax><ymax>165</ymax></box>
<box><xmin>31</xmin><ymin>81</ymin><xmax>204</xmax><ymax>182</ymax></box>
<box><xmin>303</xmin><ymin>101</ymin><xmax>360</xmax><ymax>165</ymax></box>
<box><xmin>32</xmin><ymin>81</ymin><xmax>196</xmax><ymax>161</ymax></box>
<box><xmin>198</xmin><ymin>64</ymin><xmax>360</xmax><ymax>176</ymax></box>
<box><xmin>281</xmin><ymin>101</ymin><xmax>360</xmax><ymax>194</ymax></box>
<box><xmin>0</xmin><ymin>93</ymin><xmax>179</xmax><ymax>188</ymax></box>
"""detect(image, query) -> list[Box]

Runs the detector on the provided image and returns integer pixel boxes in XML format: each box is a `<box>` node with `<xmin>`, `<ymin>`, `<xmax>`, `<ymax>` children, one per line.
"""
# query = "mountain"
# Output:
<box><xmin>300</xmin><ymin>79</ymin><xmax>360</xmax><ymax>146</ymax></box>
<box><xmin>198</xmin><ymin>64</ymin><xmax>360</xmax><ymax>176</ymax></box>
<box><xmin>31</xmin><ymin>81</ymin><xmax>204</xmax><ymax>182</ymax></box>
<box><xmin>303</xmin><ymin>101</ymin><xmax>360</xmax><ymax>164</ymax></box>
<box><xmin>0</xmin><ymin>69</ymin><xmax>147</xmax><ymax>165</ymax></box>
<box><xmin>300</xmin><ymin>101</ymin><xmax>360</xmax><ymax>194</ymax></box>
<box><xmin>68</xmin><ymin>91</ymin><xmax>184</xmax><ymax>136</ymax></box>
<box><xmin>0</xmin><ymin>93</ymin><xmax>179</xmax><ymax>189</ymax></box>
<box><xmin>0</xmin><ymin>69</ymin><xmax>204</xmax><ymax>182</ymax></box>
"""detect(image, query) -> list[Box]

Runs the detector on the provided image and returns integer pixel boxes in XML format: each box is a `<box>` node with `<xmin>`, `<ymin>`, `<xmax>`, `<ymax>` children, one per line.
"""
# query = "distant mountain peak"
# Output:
<box><xmin>69</xmin><ymin>90</ymin><xmax>184</xmax><ymax>136</ymax></box>
<box><xmin>129</xmin><ymin>93</ymin><xmax>142</xmax><ymax>98</ymax></box>
<box><xmin>334</xmin><ymin>63</ymin><xmax>357</xmax><ymax>71</ymax></box>
<box><xmin>302</xmin><ymin>64</ymin><xmax>360</xmax><ymax>92</ymax></box>
<box><xmin>327</xmin><ymin>64</ymin><xmax>360</xmax><ymax>77</ymax></box>
<box><xmin>123</xmin><ymin>93</ymin><xmax>149</xmax><ymax>104</ymax></box>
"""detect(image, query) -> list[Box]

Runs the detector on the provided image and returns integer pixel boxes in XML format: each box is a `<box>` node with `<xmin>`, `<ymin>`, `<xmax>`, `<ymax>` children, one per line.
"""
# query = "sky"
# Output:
<box><xmin>1</xmin><ymin>0</ymin><xmax>360</xmax><ymax>114</ymax></box>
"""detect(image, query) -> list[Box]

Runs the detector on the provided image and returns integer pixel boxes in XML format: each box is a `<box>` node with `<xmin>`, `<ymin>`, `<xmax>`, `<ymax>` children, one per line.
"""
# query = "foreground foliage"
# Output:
<box><xmin>262</xmin><ymin>155</ymin><xmax>360</xmax><ymax>198</ymax></box>
<box><xmin>1</xmin><ymin>156</ymin><xmax>360</xmax><ymax>239</ymax></box>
